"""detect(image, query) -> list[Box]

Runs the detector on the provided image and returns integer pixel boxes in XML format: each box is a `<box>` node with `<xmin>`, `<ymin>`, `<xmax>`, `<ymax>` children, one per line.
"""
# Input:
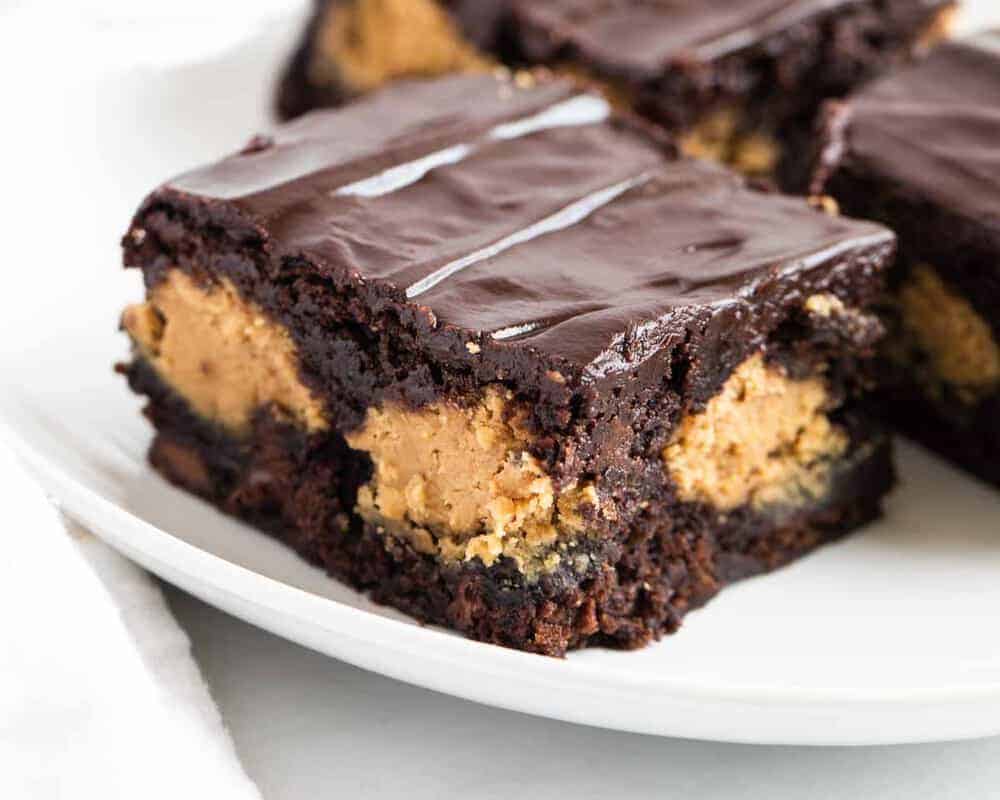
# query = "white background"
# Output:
<box><xmin>3</xmin><ymin>0</ymin><xmax>999</xmax><ymax>796</ymax></box>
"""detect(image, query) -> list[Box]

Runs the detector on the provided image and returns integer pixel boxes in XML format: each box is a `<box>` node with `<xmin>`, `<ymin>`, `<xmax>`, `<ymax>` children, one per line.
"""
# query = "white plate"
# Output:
<box><xmin>2</xmin><ymin>6</ymin><xmax>999</xmax><ymax>747</ymax></box>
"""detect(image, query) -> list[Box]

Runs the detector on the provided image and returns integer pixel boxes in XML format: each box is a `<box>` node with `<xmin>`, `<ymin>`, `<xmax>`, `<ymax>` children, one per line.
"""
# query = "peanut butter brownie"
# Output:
<box><xmin>813</xmin><ymin>31</ymin><xmax>1000</xmax><ymax>488</ymax></box>
<box><xmin>121</xmin><ymin>74</ymin><xmax>896</xmax><ymax>655</ymax></box>
<box><xmin>275</xmin><ymin>0</ymin><xmax>955</xmax><ymax>187</ymax></box>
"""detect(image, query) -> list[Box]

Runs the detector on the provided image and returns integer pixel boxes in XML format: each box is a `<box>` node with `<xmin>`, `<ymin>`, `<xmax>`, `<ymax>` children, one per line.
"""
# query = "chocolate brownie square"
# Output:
<box><xmin>121</xmin><ymin>74</ymin><xmax>896</xmax><ymax>655</ymax></box>
<box><xmin>813</xmin><ymin>30</ymin><xmax>1000</xmax><ymax>488</ymax></box>
<box><xmin>276</xmin><ymin>0</ymin><xmax>955</xmax><ymax>187</ymax></box>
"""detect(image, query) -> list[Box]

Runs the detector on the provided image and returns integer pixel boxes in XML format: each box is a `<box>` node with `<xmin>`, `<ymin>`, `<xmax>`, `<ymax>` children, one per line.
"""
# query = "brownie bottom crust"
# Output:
<box><xmin>126</xmin><ymin>358</ymin><xmax>893</xmax><ymax>656</ymax></box>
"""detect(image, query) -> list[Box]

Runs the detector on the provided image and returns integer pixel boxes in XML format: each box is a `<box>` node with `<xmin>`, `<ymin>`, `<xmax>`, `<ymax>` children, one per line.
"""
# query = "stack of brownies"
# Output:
<box><xmin>119</xmin><ymin>0</ymin><xmax>998</xmax><ymax>656</ymax></box>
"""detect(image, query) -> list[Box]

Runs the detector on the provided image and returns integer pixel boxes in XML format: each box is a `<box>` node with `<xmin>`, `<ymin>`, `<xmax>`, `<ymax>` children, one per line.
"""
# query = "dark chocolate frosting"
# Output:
<box><xmin>146</xmin><ymin>74</ymin><xmax>893</xmax><ymax>378</ymax></box>
<box><xmin>817</xmin><ymin>31</ymin><xmax>1000</xmax><ymax>229</ymax></box>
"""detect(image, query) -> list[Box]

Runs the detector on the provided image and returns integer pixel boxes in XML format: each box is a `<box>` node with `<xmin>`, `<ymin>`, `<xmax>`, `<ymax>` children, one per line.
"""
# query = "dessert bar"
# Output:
<box><xmin>276</xmin><ymin>0</ymin><xmax>955</xmax><ymax>187</ymax></box>
<box><xmin>813</xmin><ymin>31</ymin><xmax>1000</xmax><ymax>488</ymax></box>
<box><xmin>121</xmin><ymin>74</ymin><xmax>896</xmax><ymax>655</ymax></box>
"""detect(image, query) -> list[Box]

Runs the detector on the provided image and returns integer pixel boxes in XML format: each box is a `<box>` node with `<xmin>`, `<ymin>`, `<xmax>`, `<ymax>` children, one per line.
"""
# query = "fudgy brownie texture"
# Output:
<box><xmin>129</xmin><ymin>357</ymin><xmax>893</xmax><ymax>653</ymax></box>
<box><xmin>275</xmin><ymin>0</ymin><xmax>956</xmax><ymax>188</ymax></box>
<box><xmin>121</xmin><ymin>74</ymin><xmax>896</xmax><ymax>655</ymax></box>
<box><xmin>813</xmin><ymin>31</ymin><xmax>1000</xmax><ymax>488</ymax></box>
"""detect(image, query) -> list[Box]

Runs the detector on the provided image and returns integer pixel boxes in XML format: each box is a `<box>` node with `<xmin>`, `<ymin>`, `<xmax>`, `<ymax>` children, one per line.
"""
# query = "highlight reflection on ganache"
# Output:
<box><xmin>406</xmin><ymin>172</ymin><xmax>652</xmax><ymax>299</ymax></box>
<box><xmin>336</xmin><ymin>94</ymin><xmax>610</xmax><ymax>199</ymax></box>
<box><xmin>155</xmin><ymin>74</ymin><xmax>896</xmax><ymax>372</ymax></box>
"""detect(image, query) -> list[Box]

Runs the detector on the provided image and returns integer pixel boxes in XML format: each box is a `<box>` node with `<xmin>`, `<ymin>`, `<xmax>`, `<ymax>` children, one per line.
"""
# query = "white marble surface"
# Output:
<box><xmin>166</xmin><ymin>585</ymin><xmax>1000</xmax><ymax>799</ymax></box>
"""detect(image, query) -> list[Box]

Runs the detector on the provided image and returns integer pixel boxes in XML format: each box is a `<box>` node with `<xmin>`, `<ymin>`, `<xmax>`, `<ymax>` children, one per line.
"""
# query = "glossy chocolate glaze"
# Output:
<box><xmin>817</xmin><ymin>31</ymin><xmax>1000</xmax><ymax>232</ymax></box>
<box><xmin>136</xmin><ymin>74</ymin><xmax>894</xmax><ymax>382</ymax></box>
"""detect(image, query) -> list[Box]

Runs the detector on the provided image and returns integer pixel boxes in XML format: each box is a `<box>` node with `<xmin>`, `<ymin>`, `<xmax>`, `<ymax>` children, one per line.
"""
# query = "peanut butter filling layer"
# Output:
<box><xmin>552</xmin><ymin>63</ymin><xmax>635</xmax><ymax>113</ymax></box>
<box><xmin>123</xmin><ymin>270</ymin><xmax>327</xmax><ymax>434</ymax></box>
<box><xmin>916</xmin><ymin>3</ymin><xmax>958</xmax><ymax>51</ymax></box>
<box><xmin>124</xmin><ymin>272</ymin><xmax>853</xmax><ymax>572</ymax></box>
<box><xmin>548</xmin><ymin>73</ymin><xmax>780</xmax><ymax>179</ymax></box>
<box><xmin>663</xmin><ymin>353</ymin><xmax>848</xmax><ymax>511</ymax></box>
<box><xmin>679</xmin><ymin>107</ymin><xmax>781</xmax><ymax>178</ymax></box>
<box><xmin>311</xmin><ymin>0</ymin><xmax>491</xmax><ymax>94</ymax></box>
<box><xmin>804</xmin><ymin>292</ymin><xmax>847</xmax><ymax>318</ymax></box>
<box><xmin>897</xmin><ymin>264</ymin><xmax>1000</xmax><ymax>404</ymax></box>
<box><xmin>345</xmin><ymin>390</ymin><xmax>599</xmax><ymax>574</ymax></box>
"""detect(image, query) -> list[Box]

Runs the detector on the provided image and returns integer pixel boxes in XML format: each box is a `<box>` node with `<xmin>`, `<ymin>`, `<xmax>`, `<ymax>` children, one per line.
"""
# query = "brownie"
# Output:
<box><xmin>121</xmin><ymin>73</ymin><xmax>896</xmax><ymax>656</ymax></box>
<box><xmin>275</xmin><ymin>0</ymin><xmax>956</xmax><ymax>188</ymax></box>
<box><xmin>812</xmin><ymin>31</ymin><xmax>1000</xmax><ymax>488</ymax></box>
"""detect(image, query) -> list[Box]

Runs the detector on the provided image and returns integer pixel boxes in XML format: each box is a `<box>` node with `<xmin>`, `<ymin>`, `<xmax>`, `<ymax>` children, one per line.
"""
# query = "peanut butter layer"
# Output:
<box><xmin>345</xmin><ymin>389</ymin><xmax>599</xmax><ymax>574</ymax></box>
<box><xmin>122</xmin><ymin>270</ymin><xmax>326</xmax><ymax>434</ymax></box>
<box><xmin>897</xmin><ymin>264</ymin><xmax>1000</xmax><ymax>404</ymax></box>
<box><xmin>664</xmin><ymin>353</ymin><xmax>848</xmax><ymax>511</ymax></box>
<box><xmin>547</xmin><ymin>71</ymin><xmax>780</xmax><ymax>178</ymax></box>
<box><xmin>551</xmin><ymin>63</ymin><xmax>635</xmax><ymax>113</ymax></box>
<box><xmin>804</xmin><ymin>292</ymin><xmax>847</xmax><ymax>318</ymax></box>
<box><xmin>124</xmin><ymin>268</ymin><xmax>859</xmax><ymax>565</ymax></box>
<box><xmin>351</xmin><ymin>352</ymin><xmax>851</xmax><ymax>572</ymax></box>
<box><xmin>311</xmin><ymin>0</ymin><xmax>490</xmax><ymax>94</ymax></box>
<box><xmin>678</xmin><ymin>107</ymin><xmax>780</xmax><ymax>178</ymax></box>
<box><xmin>915</xmin><ymin>3</ymin><xmax>958</xmax><ymax>51</ymax></box>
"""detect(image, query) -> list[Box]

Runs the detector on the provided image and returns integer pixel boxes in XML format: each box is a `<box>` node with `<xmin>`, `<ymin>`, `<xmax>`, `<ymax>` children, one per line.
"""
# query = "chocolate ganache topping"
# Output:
<box><xmin>140</xmin><ymin>73</ymin><xmax>894</xmax><ymax>380</ymax></box>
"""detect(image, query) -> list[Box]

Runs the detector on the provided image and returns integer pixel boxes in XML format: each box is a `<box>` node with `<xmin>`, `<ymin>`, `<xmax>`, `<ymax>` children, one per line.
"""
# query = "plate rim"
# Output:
<box><xmin>6</xmin><ymin>415</ymin><xmax>1000</xmax><ymax>747</ymax></box>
